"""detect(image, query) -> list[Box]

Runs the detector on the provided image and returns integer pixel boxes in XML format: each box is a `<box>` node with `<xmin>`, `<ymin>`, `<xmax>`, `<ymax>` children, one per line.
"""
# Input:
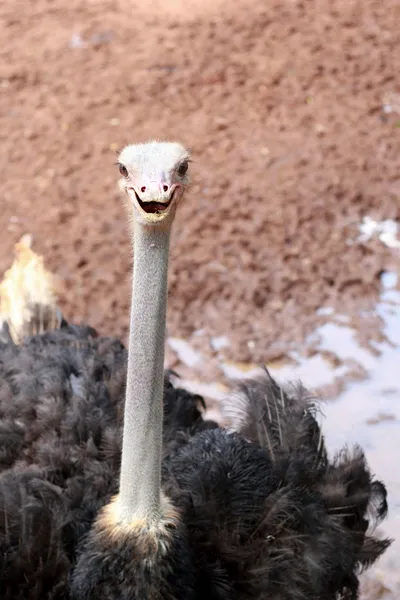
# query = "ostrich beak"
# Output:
<box><xmin>127</xmin><ymin>182</ymin><xmax>181</xmax><ymax>224</ymax></box>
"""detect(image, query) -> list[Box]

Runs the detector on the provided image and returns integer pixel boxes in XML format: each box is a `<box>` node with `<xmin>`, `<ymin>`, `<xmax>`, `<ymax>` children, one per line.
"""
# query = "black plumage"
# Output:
<box><xmin>0</xmin><ymin>323</ymin><xmax>216</xmax><ymax>599</ymax></box>
<box><xmin>0</xmin><ymin>324</ymin><xmax>390</xmax><ymax>599</ymax></box>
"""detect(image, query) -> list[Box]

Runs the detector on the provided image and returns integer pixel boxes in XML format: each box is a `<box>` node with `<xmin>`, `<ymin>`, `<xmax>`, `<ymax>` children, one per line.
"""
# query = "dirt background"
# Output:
<box><xmin>1</xmin><ymin>0</ymin><xmax>399</xmax><ymax>368</ymax></box>
<box><xmin>0</xmin><ymin>0</ymin><xmax>399</xmax><ymax>595</ymax></box>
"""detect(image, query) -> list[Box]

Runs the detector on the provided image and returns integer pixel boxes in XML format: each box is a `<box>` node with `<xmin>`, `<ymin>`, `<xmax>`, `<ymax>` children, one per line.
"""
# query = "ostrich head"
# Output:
<box><xmin>118</xmin><ymin>141</ymin><xmax>190</xmax><ymax>226</ymax></box>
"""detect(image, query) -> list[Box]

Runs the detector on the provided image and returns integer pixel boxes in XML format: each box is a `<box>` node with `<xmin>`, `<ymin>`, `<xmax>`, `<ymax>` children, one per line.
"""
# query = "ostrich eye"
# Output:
<box><xmin>177</xmin><ymin>162</ymin><xmax>188</xmax><ymax>177</ymax></box>
<box><xmin>119</xmin><ymin>164</ymin><xmax>129</xmax><ymax>178</ymax></box>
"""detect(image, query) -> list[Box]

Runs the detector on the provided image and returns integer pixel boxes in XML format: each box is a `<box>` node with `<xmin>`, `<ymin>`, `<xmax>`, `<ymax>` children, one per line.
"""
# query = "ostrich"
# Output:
<box><xmin>0</xmin><ymin>141</ymin><xmax>391</xmax><ymax>600</ymax></box>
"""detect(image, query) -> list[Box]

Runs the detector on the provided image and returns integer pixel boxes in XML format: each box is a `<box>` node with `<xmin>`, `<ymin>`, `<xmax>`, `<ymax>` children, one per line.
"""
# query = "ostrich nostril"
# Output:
<box><xmin>163</xmin><ymin>185</ymin><xmax>168</xmax><ymax>192</ymax></box>
<box><xmin>141</xmin><ymin>186</ymin><xmax>146</xmax><ymax>193</ymax></box>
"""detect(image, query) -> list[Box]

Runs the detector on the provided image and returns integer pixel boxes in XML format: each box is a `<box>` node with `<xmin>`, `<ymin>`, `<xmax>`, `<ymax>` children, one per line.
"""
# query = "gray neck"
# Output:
<box><xmin>118</xmin><ymin>220</ymin><xmax>171</xmax><ymax>523</ymax></box>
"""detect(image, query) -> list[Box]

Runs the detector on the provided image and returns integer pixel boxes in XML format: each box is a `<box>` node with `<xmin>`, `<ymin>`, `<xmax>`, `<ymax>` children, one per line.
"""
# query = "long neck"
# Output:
<box><xmin>118</xmin><ymin>220</ymin><xmax>171</xmax><ymax>524</ymax></box>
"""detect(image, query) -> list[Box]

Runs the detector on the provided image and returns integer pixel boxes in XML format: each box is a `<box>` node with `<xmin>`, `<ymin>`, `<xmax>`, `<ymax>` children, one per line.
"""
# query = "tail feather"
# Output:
<box><xmin>0</xmin><ymin>235</ymin><xmax>62</xmax><ymax>344</ymax></box>
<box><xmin>222</xmin><ymin>366</ymin><xmax>327</xmax><ymax>466</ymax></box>
<box><xmin>223</xmin><ymin>368</ymin><xmax>392</xmax><ymax>592</ymax></box>
<box><xmin>319</xmin><ymin>448</ymin><xmax>391</xmax><ymax>571</ymax></box>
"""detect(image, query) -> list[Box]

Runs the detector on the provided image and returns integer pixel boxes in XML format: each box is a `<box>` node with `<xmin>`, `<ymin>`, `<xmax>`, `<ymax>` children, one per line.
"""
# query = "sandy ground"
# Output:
<box><xmin>1</xmin><ymin>0</ymin><xmax>400</xmax><ymax>596</ymax></box>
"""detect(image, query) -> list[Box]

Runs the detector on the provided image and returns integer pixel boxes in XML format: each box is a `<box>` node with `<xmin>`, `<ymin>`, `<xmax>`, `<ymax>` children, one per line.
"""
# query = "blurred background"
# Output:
<box><xmin>1</xmin><ymin>0</ymin><xmax>399</xmax><ymax>596</ymax></box>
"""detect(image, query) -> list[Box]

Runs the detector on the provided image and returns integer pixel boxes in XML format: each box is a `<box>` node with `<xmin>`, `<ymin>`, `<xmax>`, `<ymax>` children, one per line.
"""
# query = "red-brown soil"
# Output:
<box><xmin>1</xmin><ymin>0</ymin><xmax>399</xmax><ymax>365</ymax></box>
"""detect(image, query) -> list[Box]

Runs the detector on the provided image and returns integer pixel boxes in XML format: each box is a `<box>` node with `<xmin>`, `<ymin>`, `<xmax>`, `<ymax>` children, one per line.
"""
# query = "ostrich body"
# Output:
<box><xmin>0</xmin><ymin>142</ymin><xmax>391</xmax><ymax>600</ymax></box>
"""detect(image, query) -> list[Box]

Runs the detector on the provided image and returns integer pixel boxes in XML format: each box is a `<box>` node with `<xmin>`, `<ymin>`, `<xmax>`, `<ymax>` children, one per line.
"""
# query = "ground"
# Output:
<box><xmin>1</xmin><ymin>0</ymin><xmax>399</xmax><ymax>364</ymax></box>
<box><xmin>0</xmin><ymin>0</ymin><xmax>399</xmax><ymax>596</ymax></box>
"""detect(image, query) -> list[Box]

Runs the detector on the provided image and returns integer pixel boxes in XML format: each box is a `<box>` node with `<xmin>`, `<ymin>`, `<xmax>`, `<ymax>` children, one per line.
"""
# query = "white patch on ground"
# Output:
<box><xmin>210</xmin><ymin>335</ymin><xmax>230</xmax><ymax>351</ymax></box>
<box><xmin>355</xmin><ymin>216</ymin><xmax>400</xmax><ymax>249</ymax></box>
<box><xmin>167</xmin><ymin>337</ymin><xmax>203</xmax><ymax>367</ymax></box>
